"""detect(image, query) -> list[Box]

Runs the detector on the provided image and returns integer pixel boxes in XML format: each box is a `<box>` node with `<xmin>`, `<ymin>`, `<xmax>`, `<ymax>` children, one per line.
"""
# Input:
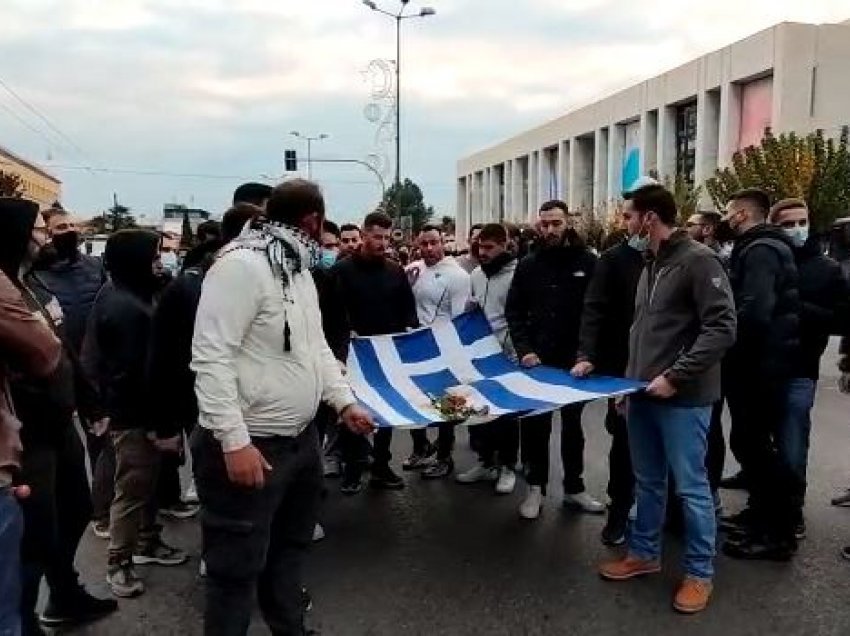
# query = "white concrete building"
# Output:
<box><xmin>456</xmin><ymin>19</ymin><xmax>850</xmax><ymax>241</ymax></box>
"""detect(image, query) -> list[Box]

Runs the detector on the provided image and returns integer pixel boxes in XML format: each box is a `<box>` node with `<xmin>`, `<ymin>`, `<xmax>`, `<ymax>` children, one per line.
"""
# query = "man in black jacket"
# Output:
<box><xmin>84</xmin><ymin>230</ymin><xmax>188</xmax><ymax>598</ymax></box>
<box><xmin>770</xmin><ymin>198</ymin><xmax>847</xmax><ymax>538</ymax></box>
<box><xmin>720</xmin><ymin>188</ymin><xmax>802</xmax><ymax>560</ymax></box>
<box><xmin>332</xmin><ymin>212</ymin><xmax>418</xmax><ymax>493</ymax></box>
<box><xmin>0</xmin><ymin>199</ymin><xmax>117</xmax><ymax>633</ymax></box>
<box><xmin>573</xmin><ymin>196</ymin><xmax>646</xmax><ymax>544</ymax></box>
<box><xmin>506</xmin><ymin>200</ymin><xmax>602</xmax><ymax>521</ymax></box>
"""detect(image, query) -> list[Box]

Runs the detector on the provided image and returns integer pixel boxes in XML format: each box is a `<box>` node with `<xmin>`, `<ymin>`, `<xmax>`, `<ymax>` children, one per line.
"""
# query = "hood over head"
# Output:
<box><xmin>0</xmin><ymin>197</ymin><xmax>39</xmax><ymax>280</ymax></box>
<box><xmin>104</xmin><ymin>230</ymin><xmax>161</xmax><ymax>296</ymax></box>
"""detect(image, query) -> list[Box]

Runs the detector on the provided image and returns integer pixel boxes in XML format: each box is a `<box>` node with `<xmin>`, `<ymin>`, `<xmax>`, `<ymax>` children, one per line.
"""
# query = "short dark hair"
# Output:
<box><xmin>265</xmin><ymin>179</ymin><xmax>325</xmax><ymax>226</ymax></box>
<box><xmin>625</xmin><ymin>184</ymin><xmax>678</xmax><ymax>226</ymax></box>
<box><xmin>197</xmin><ymin>220</ymin><xmax>221</xmax><ymax>242</ymax></box>
<box><xmin>478</xmin><ymin>223</ymin><xmax>508</xmax><ymax>244</ymax></box>
<box><xmin>363</xmin><ymin>212</ymin><xmax>392</xmax><ymax>231</ymax></box>
<box><xmin>221</xmin><ymin>203</ymin><xmax>262</xmax><ymax>243</ymax></box>
<box><xmin>469</xmin><ymin>223</ymin><xmax>485</xmax><ymax>238</ymax></box>
<box><xmin>539</xmin><ymin>200</ymin><xmax>569</xmax><ymax>215</ymax></box>
<box><xmin>729</xmin><ymin>188</ymin><xmax>771</xmax><ymax>219</ymax></box>
<box><xmin>698</xmin><ymin>211</ymin><xmax>722</xmax><ymax>227</ymax></box>
<box><xmin>769</xmin><ymin>197</ymin><xmax>808</xmax><ymax>223</ymax></box>
<box><xmin>323</xmin><ymin>220</ymin><xmax>341</xmax><ymax>238</ymax></box>
<box><xmin>502</xmin><ymin>222</ymin><xmax>521</xmax><ymax>241</ymax></box>
<box><xmin>232</xmin><ymin>182</ymin><xmax>273</xmax><ymax>207</ymax></box>
<box><xmin>340</xmin><ymin>223</ymin><xmax>361</xmax><ymax>235</ymax></box>
<box><xmin>419</xmin><ymin>223</ymin><xmax>443</xmax><ymax>236</ymax></box>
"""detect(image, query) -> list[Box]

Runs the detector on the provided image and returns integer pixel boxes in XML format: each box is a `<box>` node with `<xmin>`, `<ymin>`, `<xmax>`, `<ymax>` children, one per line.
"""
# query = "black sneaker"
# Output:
<box><xmin>601</xmin><ymin>509</ymin><xmax>629</xmax><ymax>547</ymax></box>
<box><xmin>795</xmin><ymin>520</ymin><xmax>807</xmax><ymax>541</ymax></box>
<box><xmin>718</xmin><ymin>507</ymin><xmax>755</xmax><ymax>533</ymax></box>
<box><xmin>719</xmin><ymin>470</ymin><xmax>749</xmax><ymax>491</ymax></box>
<box><xmin>422</xmin><ymin>458</ymin><xmax>453</xmax><ymax>480</ymax></box>
<box><xmin>402</xmin><ymin>442</ymin><xmax>437</xmax><ymax>471</ymax></box>
<box><xmin>370</xmin><ymin>464</ymin><xmax>405</xmax><ymax>490</ymax></box>
<box><xmin>159</xmin><ymin>501</ymin><xmax>200</xmax><ymax>520</ymax></box>
<box><xmin>831</xmin><ymin>490</ymin><xmax>850</xmax><ymax>507</ymax></box>
<box><xmin>722</xmin><ymin>535</ymin><xmax>797</xmax><ymax>561</ymax></box>
<box><xmin>133</xmin><ymin>537</ymin><xmax>189</xmax><ymax>566</ymax></box>
<box><xmin>40</xmin><ymin>588</ymin><xmax>118</xmax><ymax>628</ymax></box>
<box><xmin>302</xmin><ymin>587</ymin><xmax>313</xmax><ymax>613</ymax></box>
<box><xmin>340</xmin><ymin>469</ymin><xmax>364</xmax><ymax>496</ymax></box>
<box><xmin>841</xmin><ymin>546</ymin><xmax>850</xmax><ymax>561</ymax></box>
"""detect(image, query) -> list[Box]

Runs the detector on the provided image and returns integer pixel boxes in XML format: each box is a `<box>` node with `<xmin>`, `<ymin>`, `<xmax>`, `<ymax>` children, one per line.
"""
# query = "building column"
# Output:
<box><xmin>568</xmin><ymin>139</ymin><xmax>581</xmax><ymax>212</ymax></box>
<box><xmin>527</xmin><ymin>152</ymin><xmax>538</xmax><ymax>221</ymax></box>
<box><xmin>456</xmin><ymin>177</ymin><xmax>468</xmax><ymax>242</ymax></box>
<box><xmin>593</xmin><ymin>128</ymin><xmax>609</xmax><ymax>215</ymax></box>
<box><xmin>558</xmin><ymin>140</ymin><xmax>569</xmax><ymax>201</ymax></box>
<box><xmin>639</xmin><ymin>110</ymin><xmax>658</xmax><ymax>176</ymax></box>
<box><xmin>490</xmin><ymin>165</ymin><xmax>501</xmax><ymax>222</ymax></box>
<box><xmin>695</xmin><ymin>90</ymin><xmax>721</xmax><ymax>205</ymax></box>
<box><xmin>657</xmin><ymin>106</ymin><xmax>677</xmax><ymax>181</ymax></box>
<box><xmin>718</xmin><ymin>82</ymin><xmax>741</xmax><ymax>168</ymax></box>
<box><xmin>607</xmin><ymin>124</ymin><xmax>624</xmax><ymax>211</ymax></box>
<box><xmin>510</xmin><ymin>159</ymin><xmax>521</xmax><ymax>222</ymax></box>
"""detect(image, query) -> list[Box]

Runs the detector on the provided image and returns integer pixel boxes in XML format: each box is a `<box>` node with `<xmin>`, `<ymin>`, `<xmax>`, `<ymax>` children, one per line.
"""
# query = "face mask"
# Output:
<box><xmin>160</xmin><ymin>251</ymin><xmax>179</xmax><ymax>274</ymax></box>
<box><xmin>628</xmin><ymin>234</ymin><xmax>650</xmax><ymax>252</ymax></box>
<box><xmin>784</xmin><ymin>226</ymin><xmax>809</xmax><ymax>248</ymax></box>
<box><xmin>319</xmin><ymin>248</ymin><xmax>338</xmax><ymax>269</ymax></box>
<box><xmin>52</xmin><ymin>231</ymin><xmax>80</xmax><ymax>259</ymax></box>
<box><xmin>719</xmin><ymin>243</ymin><xmax>733</xmax><ymax>259</ymax></box>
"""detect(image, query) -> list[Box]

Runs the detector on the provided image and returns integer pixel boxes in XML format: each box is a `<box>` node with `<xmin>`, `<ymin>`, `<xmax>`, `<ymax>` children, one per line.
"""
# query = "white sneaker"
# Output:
<box><xmin>629</xmin><ymin>503</ymin><xmax>637</xmax><ymax>521</ymax></box>
<box><xmin>495</xmin><ymin>467</ymin><xmax>516</xmax><ymax>494</ymax></box>
<box><xmin>519</xmin><ymin>486</ymin><xmax>543</xmax><ymax>520</ymax></box>
<box><xmin>198</xmin><ymin>559</ymin><xmax>207</xmax><ymax>578</ymax></box>
<box><xmin>312</xmin><ymin>523</ymin><xmax>325</xmax><ymax>543</ymax></box>
<box><xmin>563</xmin><ymin>491</ymin><xmax>605</xmax><ymax>514</ymax></box>
<box><xmin>456</xmin><ymin>464</ymin><xmax>498</xmax><ymax>484</ymax></box>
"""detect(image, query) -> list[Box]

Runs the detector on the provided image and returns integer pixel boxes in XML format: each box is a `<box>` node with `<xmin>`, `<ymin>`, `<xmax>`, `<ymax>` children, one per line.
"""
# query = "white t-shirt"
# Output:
<box><xmin>406</xmin><ymin>257</ymin><xmax>471</xmax><ymax>325</ymax></box>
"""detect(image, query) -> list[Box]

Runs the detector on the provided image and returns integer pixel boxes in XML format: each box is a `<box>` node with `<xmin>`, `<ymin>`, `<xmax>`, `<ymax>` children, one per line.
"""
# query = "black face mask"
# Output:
<box><xmin>52</xmin><ymin>231</ymin><xmax>80</xmax><ymax>259</ymax></box>
<box><xmin>714</xmin><ymin>221</ymin><xmax>735</xmax><ymax>245</ymax></box>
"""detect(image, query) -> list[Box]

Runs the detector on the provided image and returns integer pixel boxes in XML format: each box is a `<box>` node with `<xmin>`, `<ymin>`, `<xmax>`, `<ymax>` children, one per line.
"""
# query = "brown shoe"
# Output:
<box><xmin>673</xmin><ymin>577</ymin><xmax>713</xmax><ymax>614</ymax></box>
<box><xmin>599</xmin><ymin>555</ymin><xmax>661</xmax><ymax>581</ymax></box>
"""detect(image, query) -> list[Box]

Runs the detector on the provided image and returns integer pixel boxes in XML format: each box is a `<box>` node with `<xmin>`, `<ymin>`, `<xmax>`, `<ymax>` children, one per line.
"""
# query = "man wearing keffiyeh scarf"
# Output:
<box><xmin>191</xmin><ymin>179</ymin><xmax>374</xmax><ymax>636</ymax></box>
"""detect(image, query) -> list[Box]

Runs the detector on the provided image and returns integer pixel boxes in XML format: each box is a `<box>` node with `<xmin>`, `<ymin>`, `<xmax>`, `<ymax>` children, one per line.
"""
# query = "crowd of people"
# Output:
<box><xmin>0</xmin><ymin>173</ymin><xmax>849</xmax><ymax>635</ymax></box>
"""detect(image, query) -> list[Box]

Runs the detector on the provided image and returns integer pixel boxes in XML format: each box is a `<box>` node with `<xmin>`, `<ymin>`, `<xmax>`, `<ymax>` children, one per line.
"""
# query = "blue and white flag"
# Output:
<box><xmin>347</xmin><ymin>311</ymin><xmax>645</xmax><ymax>429</ymax></box>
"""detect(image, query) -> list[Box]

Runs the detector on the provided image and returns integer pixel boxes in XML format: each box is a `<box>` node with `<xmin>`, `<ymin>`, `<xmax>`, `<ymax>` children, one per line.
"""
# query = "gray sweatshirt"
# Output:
<box><xmin>470</xmin><ymin>258</ymin><xmax>518</xmax><ymax>361</ymax></box>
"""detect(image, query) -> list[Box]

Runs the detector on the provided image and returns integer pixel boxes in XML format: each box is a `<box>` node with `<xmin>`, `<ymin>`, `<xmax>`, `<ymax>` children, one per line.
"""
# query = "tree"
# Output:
<box><xmin>106</xmin><ymin>202</ymin><xmax>137</xmax><ymax>232</ymax></box>
<box><xmin>380</xmin><ymin>178</ymin><xmax>434</xmax><ymax>233</ymax></box>
<box><xmin>180</xmin><ymin>207</ymin><xmax>194</xmax><ymax>249</ymax></box>
<box><xmin>705</xmin><ymin>127</ymin><xmax>850</xmax><ymax>232</ymax></box>
<box><xmin>0</xmin><ymin>171</ymin><xmax>24</xmax><ymax>198</ymax></box>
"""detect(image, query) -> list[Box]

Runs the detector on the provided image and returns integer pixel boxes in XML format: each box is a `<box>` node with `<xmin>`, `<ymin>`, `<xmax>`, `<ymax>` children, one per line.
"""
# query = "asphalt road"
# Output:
<box><xmin>64</xmin><ymin>344</ymin><xmax>850</xmax><ymax>636</ymax></box>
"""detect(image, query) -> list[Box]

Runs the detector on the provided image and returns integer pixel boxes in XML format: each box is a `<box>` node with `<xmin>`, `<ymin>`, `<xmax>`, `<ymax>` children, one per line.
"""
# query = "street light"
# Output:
<box><xmin>362</xmin><ymin>0</ymin><xmax>435</xmax><ymax>218</ymax></box>
<box><xmin>290</xmin><ymin>131</ymin><xmax>329</xmax><ymax>179</ymax></box>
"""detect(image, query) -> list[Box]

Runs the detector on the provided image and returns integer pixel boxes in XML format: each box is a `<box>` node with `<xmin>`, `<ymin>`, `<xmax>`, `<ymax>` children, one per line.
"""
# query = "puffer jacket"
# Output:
<box><xmin>726</xmin><ymin>224</ymin><xmax>801</xmax><ymax>380</ymax></box>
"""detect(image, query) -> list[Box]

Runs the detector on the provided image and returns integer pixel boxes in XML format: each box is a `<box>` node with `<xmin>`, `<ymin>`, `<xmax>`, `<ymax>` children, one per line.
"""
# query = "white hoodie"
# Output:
<box><xmin>406</xmin><ymin>256</ymin><xmax>470</xmax><ymax>325</ymax></box>
<box><xmin>192</xmin><ymin>248</ymin><xmax>356</xmax><ymax>452</ymax></box>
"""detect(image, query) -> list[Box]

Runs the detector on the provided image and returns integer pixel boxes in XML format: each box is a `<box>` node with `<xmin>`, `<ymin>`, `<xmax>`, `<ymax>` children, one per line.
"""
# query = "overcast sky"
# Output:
<box><xmin>1</xmin><ymin>1</ymin><xmax>847</xmax><ymax>223</ymax></box>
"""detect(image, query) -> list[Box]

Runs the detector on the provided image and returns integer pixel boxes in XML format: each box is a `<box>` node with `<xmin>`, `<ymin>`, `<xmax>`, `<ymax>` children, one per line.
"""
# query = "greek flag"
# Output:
<box><xmin>347</xmin><ymin>311</ymin><xmax>645</xmax><ymax>428</ymax></box>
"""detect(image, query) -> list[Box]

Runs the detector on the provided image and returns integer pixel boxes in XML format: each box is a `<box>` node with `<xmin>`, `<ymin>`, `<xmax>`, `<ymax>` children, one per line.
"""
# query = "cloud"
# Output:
<box><xmin>0</xmin><ymin>0</ymin><xmax>847</xmax><ymax>221</ymax></box>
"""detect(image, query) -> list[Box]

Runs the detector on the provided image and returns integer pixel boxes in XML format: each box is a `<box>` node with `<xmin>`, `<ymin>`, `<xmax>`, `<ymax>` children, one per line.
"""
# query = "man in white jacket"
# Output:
<box><xmin>404</xmin><ymin>224</ymin><xmax>470</xmax><ymax>479</ymax></box>
<box><xmin>456</xmin><ymin>223</ymin><xmax>520</xmax><ymax>494</ymax></box>
<box><xmin>191</xmin><ymin>179</ymin><xmax>373</xmax><ymax>636</ymax></box>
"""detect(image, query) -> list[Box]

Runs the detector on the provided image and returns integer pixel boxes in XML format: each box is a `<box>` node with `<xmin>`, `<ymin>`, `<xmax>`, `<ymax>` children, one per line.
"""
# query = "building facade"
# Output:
<box><xmin>456</xmin><ymin>20</ymin><xmax>850</xmax><ymax>241</ymax></box>
<box><xmin>0</xmin><ymin>144</ymin><xmax>62</xmax><ymax>208</ymax></box>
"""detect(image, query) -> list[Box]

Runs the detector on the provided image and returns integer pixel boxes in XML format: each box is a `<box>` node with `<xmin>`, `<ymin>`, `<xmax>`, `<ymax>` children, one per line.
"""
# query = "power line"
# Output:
<box><xmin>0</xmin><ymin>75</ymin><xmax>90</xmax><ymax>159</ymax></box>
<box><xmin>0</xmin><ymin>99</ymin><xmax>59</xmax><ymax>146</ymax></box>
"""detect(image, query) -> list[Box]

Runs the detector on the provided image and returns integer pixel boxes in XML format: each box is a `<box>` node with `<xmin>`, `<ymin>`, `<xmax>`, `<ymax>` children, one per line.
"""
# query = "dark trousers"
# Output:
<box><xmin>706</xmin><ymin>399</ymin><xmax>726</xmax><ymax>492</ymax></box>
<box><xmin>521</xmin><ymin>403</ymin><xmax>586</xmax><ymax>493</ymax></box>
<box><xmin>371</xmin><ymin>428</ymin><xmax>393</xmax><ymax>467</ymax></box>
<box><xmin>192</xmin><ymin>426</ymin><xmax>322</xmax><ymax>636</ymax></box>
<box><xmin>410</xmin><ymin>424</ymin><xmax>456</xmax><ymax>460</ymax></box>
<box><xmin>605</xmin><ymin>402</ymin><xmax>634</xmax><ymax>514</ymax></box>
<box><xmin>0</xmin><ymin>488</ymin><xmax>23</xmax><ymax>636</ymax></box>
<box><xmin>473</xmin><ymin>417</ymin><xmax>519</xmax><ymax>468</ymax></box>
<box><xmin>87</xmin><ymin>430</ymin><xmax>115</xmax><ymax>524</ymax></box>
<box><xmin>19</xmin><ymin>423</ymin><xmax>92</xmax><ymax>619</ymax></box>
<box><xmin>726</xmin><ymin>379</ymin><xmax>797</xmax><ymax>541</ymax></box>
<box><xmin>156</xmin><ymin>452</ymin><xmax>183</xmax><ymax>509</ymax></box>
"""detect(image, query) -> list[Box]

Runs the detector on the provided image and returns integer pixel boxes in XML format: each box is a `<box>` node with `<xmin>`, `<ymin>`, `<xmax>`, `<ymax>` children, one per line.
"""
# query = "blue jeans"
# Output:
<box><xmin>777</xmin><ymin>378</ymin><xmax>816</xmax><ymax>512</ymax></box>
<box><xmin>0</xmin><ymin>488</ymin><xmax>23</xmax><ymax>636</ymax></box>
<box><xmin>627</xmin><ymin>399</ymin><xmax>716</xmax><ymax>580</ymax></box>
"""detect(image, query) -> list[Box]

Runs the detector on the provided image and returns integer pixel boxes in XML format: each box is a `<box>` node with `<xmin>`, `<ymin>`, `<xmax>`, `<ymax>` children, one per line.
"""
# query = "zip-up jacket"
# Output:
<box><xmin>470</xmin><ymin>254</ymin><xmax>517</xmax><ymax>359</ymax></box>
<box><xmin>627</xmin><ymin>231</ymin><xmax>736</xmax><ymax>406</ymax></box>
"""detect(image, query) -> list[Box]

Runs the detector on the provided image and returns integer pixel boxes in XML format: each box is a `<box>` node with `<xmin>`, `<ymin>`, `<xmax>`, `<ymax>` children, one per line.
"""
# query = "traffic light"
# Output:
<box><xmin>284</xmin><ymin>150</ymin><xmax>298</xmax><ymax>172</ymax></box>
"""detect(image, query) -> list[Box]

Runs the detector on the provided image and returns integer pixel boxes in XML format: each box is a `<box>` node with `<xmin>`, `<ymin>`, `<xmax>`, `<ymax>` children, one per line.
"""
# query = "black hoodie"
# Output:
<box><xmin>82</xmin><ymin>230</ymin><xmax>160</xmax><ymax>431</ymax></box>
<box><xmin>726</xmin><ymin>223</ymin><xmax>801</xmax><ymax>380</ymax></box>
<box><xmin>0</xmin><ymin>198</ymin><xmax>102</xmax><ymax>446</ymax></box>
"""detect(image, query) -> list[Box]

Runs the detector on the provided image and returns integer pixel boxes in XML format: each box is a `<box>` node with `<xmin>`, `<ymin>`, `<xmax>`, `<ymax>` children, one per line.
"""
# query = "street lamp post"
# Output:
<box><xmin>362</xmin><ymin>0</ymin><xmax>435</xmax><ymax>220</ymax></box>
<box><xmin>290</xmin><ymin>131</ymin><xmax>329</xmax><ymax>179</ymax></box>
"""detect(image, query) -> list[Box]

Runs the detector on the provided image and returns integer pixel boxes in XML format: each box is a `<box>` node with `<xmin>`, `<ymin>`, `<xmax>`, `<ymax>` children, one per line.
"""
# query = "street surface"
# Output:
<box><xmin>64</xmin><ymin>344</ymin><xmax>850</xmax><ymax>636</ymax></box>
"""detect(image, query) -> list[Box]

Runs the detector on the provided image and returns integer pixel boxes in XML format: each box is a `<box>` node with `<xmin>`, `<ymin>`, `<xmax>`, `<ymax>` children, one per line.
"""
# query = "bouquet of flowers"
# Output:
<box><xmin>428</xmin><ymin>387</ymin><xmax>490</xmax><ymax>422</ymax></box>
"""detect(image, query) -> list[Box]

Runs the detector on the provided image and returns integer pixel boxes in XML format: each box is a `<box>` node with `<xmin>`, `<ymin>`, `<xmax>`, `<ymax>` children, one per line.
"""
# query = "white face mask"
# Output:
<box><xmin>783</xmin><ymin>226</ymin><xmax>809</xmax><ymax>248</ymax></box>
<box><xmin>628</xmin><ymin>234</ymin><xmax>649</xmax><ymax>252</ymax></box>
